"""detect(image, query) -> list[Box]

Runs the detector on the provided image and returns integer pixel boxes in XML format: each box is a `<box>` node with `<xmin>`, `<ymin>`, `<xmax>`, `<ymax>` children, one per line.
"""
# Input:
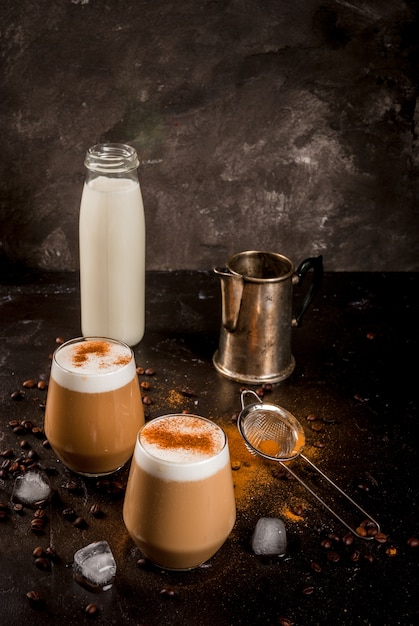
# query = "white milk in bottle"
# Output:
<box><xmin>79</xmin><ymin>144</ymin><xmax>145</xmax><ymax>346</ymax></box>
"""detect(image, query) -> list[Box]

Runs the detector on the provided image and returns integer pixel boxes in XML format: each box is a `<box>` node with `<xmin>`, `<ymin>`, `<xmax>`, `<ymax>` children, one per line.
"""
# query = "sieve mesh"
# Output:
<box><xmin>240</xmin><ymin>410</ymin><xmax>301</xmax><ymax>460</ymax></box>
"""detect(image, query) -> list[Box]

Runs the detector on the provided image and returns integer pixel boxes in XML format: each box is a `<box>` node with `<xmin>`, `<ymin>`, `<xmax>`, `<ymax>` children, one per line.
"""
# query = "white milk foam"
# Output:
<box><xmin>52</xmin><ymin>338</ymin><xmax>135</xmax><ymax>393</ymax></box>
<box><xmin>135</xmin><ymin>415</ymin><xmax>229</xmax><ymax>482</ymax></box>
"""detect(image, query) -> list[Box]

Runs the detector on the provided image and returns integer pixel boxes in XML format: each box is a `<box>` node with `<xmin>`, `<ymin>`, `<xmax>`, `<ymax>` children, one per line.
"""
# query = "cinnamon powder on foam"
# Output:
<box><xmin>142</xmin><ymin>420</ymin><xmax>218</xmax><ymax>457</ymax></box>
<box><xmin>71</xmin><ymin>341</ymin><xmax>131</xmax><ymax>369</ymax></box>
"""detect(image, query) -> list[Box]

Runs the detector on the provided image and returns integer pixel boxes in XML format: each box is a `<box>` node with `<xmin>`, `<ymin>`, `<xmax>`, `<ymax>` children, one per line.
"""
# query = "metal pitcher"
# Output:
<box><xmin>213</xmin><ymin>251</ymin><xmax>323</xmax><ymax>384</ymax></box>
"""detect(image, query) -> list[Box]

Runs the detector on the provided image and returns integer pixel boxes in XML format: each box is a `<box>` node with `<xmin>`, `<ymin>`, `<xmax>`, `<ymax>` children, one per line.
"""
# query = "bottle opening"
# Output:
<box><xmin>84</xmin><ymin>143</ymin><xmax>139</xmax><ymax>173</ymax></box>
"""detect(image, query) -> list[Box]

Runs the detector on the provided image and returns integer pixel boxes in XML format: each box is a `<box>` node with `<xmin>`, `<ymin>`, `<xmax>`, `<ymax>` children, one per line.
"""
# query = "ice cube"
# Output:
<box><xmin>251</xmin><ymin>517</ymin><xmax>287</xmax><ymax>557</ymax></box>
<box><xmin>11</xmin><ymin>470</ymin><xmax>52</xmax><ymax>508</ymax></box>
<box><xmin>73</xmin><ymin>541</ymin><xmax>116</xmax><ymax>592</ymax></box>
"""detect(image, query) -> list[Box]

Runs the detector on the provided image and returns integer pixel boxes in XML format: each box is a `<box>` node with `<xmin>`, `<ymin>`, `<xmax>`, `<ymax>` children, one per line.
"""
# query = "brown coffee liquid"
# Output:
<box><xmin>123</xmin><ymin>460</ymin><xmax>236</xmax><ymax>570</ymax></box>
<box><xmin>45</xmin><ymin>377</ymin><xmax>144</xmax><ymax>475</ymax></box>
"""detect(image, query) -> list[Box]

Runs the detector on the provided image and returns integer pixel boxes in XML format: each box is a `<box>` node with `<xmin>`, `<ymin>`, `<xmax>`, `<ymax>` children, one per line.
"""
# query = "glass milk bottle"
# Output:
<box><xmin>79</xmin><ymin>143</ymin><xmax>146</xmax><ymax>346</ymax></box>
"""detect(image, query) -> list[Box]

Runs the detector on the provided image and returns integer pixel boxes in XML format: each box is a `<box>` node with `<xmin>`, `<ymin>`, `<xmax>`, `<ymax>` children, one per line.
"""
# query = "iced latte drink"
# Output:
<box><xmin>123</xmin><ymin>414</ymin><xmax>236</xmax><ymax>570</ymax></box>
<box><xmin>44</xmin><ymin>337</ymin><xmax>144</xmax><ymax>476</ymax></box>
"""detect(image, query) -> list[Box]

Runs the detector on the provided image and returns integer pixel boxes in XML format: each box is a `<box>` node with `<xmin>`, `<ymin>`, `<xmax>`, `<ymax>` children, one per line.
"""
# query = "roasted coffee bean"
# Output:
<box><xmin>89</xmin><ymin>503</ymin><xmax>103</xmax><ymax>518</ymax></box>
<box><xmin>11</xmin><ymin>390</ymin><xmax>24</xmax><ymax>400</ymax></box>
<box><xmin>42</xmin><ymin>439</ymin><xmax>50</xmax><ymax>448</ymax></box>
<box><xmin>140</xmin><ymin>381</ymin><xmax>151</xmax><ymax>390</ymax></box>
<box><xmin>13</xmin><ymin>503</ymin><xmax>24</xmax><ymax>514</ymax></box>
<box><xmin>145</xmin><ymin>367</ymin><xmax>155</xmax><ymax>376</ymax></box>
<box><xmin>350</xmin><ymin>550</ymin><xmax>361</xmax><ymax>562</ymax></box>
<box><xmin>35</xmin><ymin>557</ymin><xmax>51</xmax><ymax>571</ymax></box>
<box><xmin>55</xmin><ymin>337</ymin><xmax>65</xmax><ymax>344</ymax></box>
<box><xmin>62</xmin><ymin>508</ymin><xmax>77</xmax><ymax>521</ymax></box>
<box><xmin>95</xmin><ymin>479</ymin><xmax>110</xmax><ymax>491</ymax></box>
<box><xmin>322</xmin><ymin>416</ymin><xmax>337</xmax><ymax>424</ymax></box>
<box><xmin>262</xmin><ymin>383</ymin><xmax>272</xmax><ymax>392</ymax></box>
<box><xmin>23</xmin><ymin>379</ymin><xmax>37</xmax><ymax>389</ymax></box>
<box><xmin>108</xmin><ymin>481</ymin><xmax>124</xmax><ymax>496</ymax></box>
<box><xmin>13</xmin><ymin>426</ymin><xmax>25</xmax><ymax>435</ymax></box>
<box><xmin>8</xmin><ymin>419</ymin><xmax>20</xmax><ymax>428</ymax></box>
<box><xmin>342</xmin><ymin>533</ymin><xmax>354</xmax><ymax>546</ymax></box>
<box><xmin>37</xmin><ymin>380</ymin><xmax>47</xmax><ymax>390</ymax></box>
<box><xmin>311</xmin><ymin>422</ymin><xmax>323</xmax><ymax>432</ymax></box>
<box><xmin>26</xmin><ymin>590</ymin><xmax>43</xmax><ymax>605</ymax></box>
<box><xmin>32</xmin><ymin>426</ymin><xmax>44</xmax><ymax>437</ymax></box>
<box><xmin>62</xmin><ymin>480</ymin><xmax>81</xmax><ymax>492</ymax></box>
<box><xmin>159</xmin><ymin>586</ymin><xmax>178</xmax><ymax>597</ymax></box>
<box><xmin>20</xmin><ymin>439</ymin><xmax>30</xmax><ymax>449</ymax></box>
<box><xmin>291</xmin><ymin>503</ymin><xmax>304</xmax><ymax>516</ymax></box>
<box><xmin>363</xmin><ymin>553</ymin><xmax>375</xmax><ymax>564</ymax></box>
<box><xmin>1</xmin><ymin>448</ymin><xmax>14</xmax><ymax>458</ymax></box>
<box><xmin>310</xmin><ymin>561</ymin><xmax>322</xmax><ymax>573</ymax></box>
<box><xmin>313</xmin><ymin>441</ymin><xmax>325</xmax><ymax>448</ymax></box>
<box><xmin>306</xmin><ymin>413</ymin><xmax>317</xmax><ymax>421</ymax></box>
<box><xmin>0</xmin><ymin>509</ymin><xmax>8</xmax><ymax>521</ymax></box>
<box><xmin>407</xmin><ymin>536</ymin><xmax>419</xmax><ymax>548</ymax></box>
<box><xmin>231</xmin><ymin>461</ymin><xmax>242</xmax><ymax>471</ymax></box>
<box><xmin>320</xmin><ymin>538</ymin><xmax>332</xmax><ymax>550</ymax></box>
<box><xmin>327</xmin><ymin>533</ymin><xmax>341</xmax><ymax>543</ymax></box>
<box><xmin>327</xmin><ymin>550</ymin><xmax>341</xmax><ymax>563</ymax></box>
<box><xmin>31</xmin><ymin>518</ymin><xmax>46</xmax><ymax>533</ymax></box>
<box><xmin>136</xmin><ymin>366</ymin><xmax>145</xmax><ymax>375</ymax></box>
<box><xmin>301</xmin><ymin>585</ymin><xmax>315</xmax><ymax>595</ymax></box>
<box><xmin>278</xmin><ymin>618</ymin><xmax>294</xmax><ymax>626</ymax></box>
<box><xmin>356</xmin><ymin>526</ymin><xmax>367</xmax><ymax>538</ymax></box>
<box><xmin>32</xmin><ymin>546</ymin><xmax>45</xmax><ymax>558</ymax></box>
<box><xmin>361</xmin><ymin>520</ymin><xmax>376</xmax><ymax>529</ymax></box>
<box><xmin>85</xmin><ymin>602</ymin><xmax>99</xmax><ymax>617</ymax></box>
<box><xmin>27</xmin><ymin>462</ymin><xmax>42</xmax><ymax>472</ymax></box>
<box><xmin>45</xmin><ymin>546</ymin><xmax>58</xmax><ymax>561</ymax></box>
<box><xmin>21</xmin><ymin>419</ymin><xmax>35</xmax><ymax>431</ymax></box>
<box><xmin>33</xmin><ymin>508</ymin><xmax>47</xmax><ymax>519</ymax></box>
<box><xmin>374</xmin><ymin>533</ymin><xmax>388</xmax><ymax>544</ymax></box>
<box><xmin>9</xmin><ymin>461</ymin><xmax>21</xmax><ymax>473</ymax></box>
<box><xmin>73</xmin><ymin>516</ymin><xmax>87</xmax><ymax>529</ymax></box>
<box><xmin>142</xmin><ymin>395</ymin><xmax>153</xmax><ymax>405</ymax></box>
<box><xmin>256</xmin><ymin>387</ymin><xmax>265</xmax><ymax>398</ymax></box>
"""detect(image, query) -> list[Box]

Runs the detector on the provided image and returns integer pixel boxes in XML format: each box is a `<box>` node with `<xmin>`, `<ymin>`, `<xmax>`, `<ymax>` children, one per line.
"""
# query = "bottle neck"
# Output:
<box><xmin>84</xmin><ymin>143</ymin><xmax>139</xmax><ymax>178</ymax></box>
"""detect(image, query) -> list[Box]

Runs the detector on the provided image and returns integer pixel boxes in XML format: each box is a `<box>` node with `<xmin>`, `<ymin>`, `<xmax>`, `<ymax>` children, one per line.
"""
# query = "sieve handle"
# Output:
<box><xmin>240</xmin><ymin>389</ymin><xmax>261</xmax><ymax>410</ymax></box>
<box><xmin>279</xmin><ymin>454</ymin><xmax>381</xmax><ymax>540</ymax></box>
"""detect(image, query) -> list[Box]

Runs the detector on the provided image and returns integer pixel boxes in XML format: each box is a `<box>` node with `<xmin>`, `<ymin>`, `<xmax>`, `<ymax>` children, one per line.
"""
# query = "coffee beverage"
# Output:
<box><xmin>123</xmin><ymin>414</ymin><xmax>236</xmax><ymax>570</ymax></box>
<box><xmin>44</xmin><ymin>337</ymin><xmax>144</xmax><ymax>476</ymax></box>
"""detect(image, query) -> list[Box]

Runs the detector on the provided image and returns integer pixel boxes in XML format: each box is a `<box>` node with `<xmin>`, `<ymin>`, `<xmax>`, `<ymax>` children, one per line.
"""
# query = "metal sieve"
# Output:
<box><xmin>237</xmin><ymin>390</ymin><xmax>381</xmax><ymax>539</ymax></box>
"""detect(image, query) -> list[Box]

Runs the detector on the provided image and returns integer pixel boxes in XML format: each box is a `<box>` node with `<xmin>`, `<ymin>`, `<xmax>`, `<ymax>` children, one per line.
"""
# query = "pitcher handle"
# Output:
<box><xmin>292</xmin><ymin>255</ymin><xmax>323</xmax><ymax>327</ymax></box>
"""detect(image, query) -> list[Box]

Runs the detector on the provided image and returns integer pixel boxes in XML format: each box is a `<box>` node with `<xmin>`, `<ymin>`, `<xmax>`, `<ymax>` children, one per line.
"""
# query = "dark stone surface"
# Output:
<box><xmin>1</xmin><ymin>0</ymin><xmax>419</xmax><ymax>272</ymax></box>
<box><xmin>0</xmin><ymin>268</ymin><xmax>418</xmax><ymax>625</ymax></box>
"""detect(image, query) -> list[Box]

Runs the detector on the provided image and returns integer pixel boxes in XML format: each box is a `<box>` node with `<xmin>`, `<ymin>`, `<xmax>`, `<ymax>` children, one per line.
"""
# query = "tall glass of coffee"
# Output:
<box><xmin>44</xmin><ymin>337</ymin><xmax>144</xmax><ymax>477</ymax></box>
<box><xmin>123</xmin><ymin>414</ymin><xmax>236</xmax><ymax>570</ymax></box>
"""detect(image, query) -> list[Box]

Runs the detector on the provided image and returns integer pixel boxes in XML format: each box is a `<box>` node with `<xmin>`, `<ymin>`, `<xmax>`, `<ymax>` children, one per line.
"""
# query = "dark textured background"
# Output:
<box><xmin>1</xmin><ymin>0</ymin><xmax>418</xmax><ymax>272</ymax></box>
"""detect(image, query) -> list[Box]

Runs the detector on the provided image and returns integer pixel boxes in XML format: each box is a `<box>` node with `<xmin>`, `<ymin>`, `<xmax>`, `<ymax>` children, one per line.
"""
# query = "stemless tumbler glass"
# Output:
<box><xmin>123</xmin><ymin>414</ymin><xmax>236</xmax><ymax>570</ymax></box>
<box><xmin>44</xmin><ymin>337</ymin><xmax>144</xmax><ymax>477</ymax></box>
